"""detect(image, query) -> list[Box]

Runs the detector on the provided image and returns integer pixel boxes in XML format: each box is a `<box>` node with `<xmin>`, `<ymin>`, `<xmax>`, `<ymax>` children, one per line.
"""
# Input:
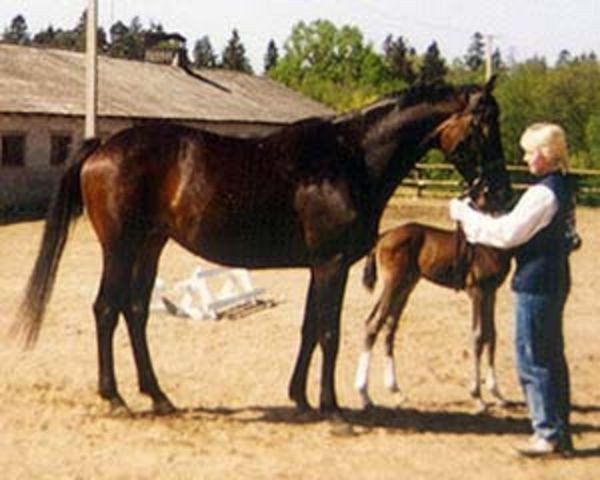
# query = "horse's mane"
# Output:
<box><xmin>383</xmin><ymin>82</ymin><xmax>480</xmax><ymax>108</ymax></box>
<box><xmin>333</xmin><ymin>82</ymin><xmax>481</xmax><ymax>129</ymax></box>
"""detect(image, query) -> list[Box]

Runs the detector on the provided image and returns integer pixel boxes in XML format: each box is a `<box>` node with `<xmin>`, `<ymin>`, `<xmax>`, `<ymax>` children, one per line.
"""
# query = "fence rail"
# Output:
<box><xmin>402</xmin><ymin>163</ymin><xmax>600</xmax><ymax>204</ymax></box>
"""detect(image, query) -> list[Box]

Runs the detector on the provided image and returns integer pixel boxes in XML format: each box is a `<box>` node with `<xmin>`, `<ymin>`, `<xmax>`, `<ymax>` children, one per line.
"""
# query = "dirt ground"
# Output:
<box><xmin>1</xmin><ymin>196</ymin><xmax>599</xmax><ymax>479</ymax></box>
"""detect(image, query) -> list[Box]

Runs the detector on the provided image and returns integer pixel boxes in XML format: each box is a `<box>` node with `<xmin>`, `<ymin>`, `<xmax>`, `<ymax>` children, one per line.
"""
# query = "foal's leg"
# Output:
<box><xmin>354</xmin><ymin>298</ymin><xmax>383</xmax><ymax>408</ymax></box>
<box><xmin>381</xmin><ymin>286</ymin><xmax>413</xmax><ymax>404</ymax></box>
<box><xmin>93</xmin><ymin>248</ymin><xmax>134</xmax><ymax>413</ymax></box>
<box><xmin>122</xmin><ymin>235</ymin><xmax>175</xmax><ymax>415</ymax></box>
<box><xmin>481</xmin><ymin>291</ymin><xmax>507</xmax><ymax>405</ymax></box>
<box><xmin>467</xmin><ymin>287</ymin><xmax>487</xmax><ymax>411</ymax></box>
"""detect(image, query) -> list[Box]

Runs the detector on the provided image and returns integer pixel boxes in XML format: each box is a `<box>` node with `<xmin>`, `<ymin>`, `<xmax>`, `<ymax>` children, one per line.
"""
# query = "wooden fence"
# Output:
<box><xmin>402</xmin><ymin>163</ymin><xmax>600</xmax><ymax>204</ymax></box>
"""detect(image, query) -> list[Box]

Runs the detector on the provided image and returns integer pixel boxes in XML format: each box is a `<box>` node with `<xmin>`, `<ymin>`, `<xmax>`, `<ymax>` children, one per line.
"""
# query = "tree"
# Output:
<box><xmin>192</xmin><ymin>35</ymin><xmax>217</xmax><ymax>68</ymax></box>
<box><xmin>382</xmin><ymin>34</ymin><xmax>417</xmax><ymax>84</ymax></box>
<box><xmin>585</xmin><ymin>115</ymin><xmax>600</xmax><ymax>169</ymax></box>
<box><xmin>464</xmin><ymin>32</ymin><xmax>485</xmax><ymax>71</ymax></box>
<box><xmin>270</xmin><ymin>20</ymin><xmax>400</xmax><ymax>110</ymax></box>
<box><xmin>32</xmin><ymin>25</ymin><xmax>58</xmax><ymax>45</ymax></box>
<box><xmin>491</xmin><ymin>47</ymin><xmax>505</xmax><ymax>71</ymax></box>
<box><xmin>557</xmin><ymin>49</ymin><xmax>573</xmax><ymax>66</ymax></box>
<box><xmin>264</xmin><ymin>39</ymin><xmax>279</xmax><ymax>73</ymax></box>
<box><xmin>418</xmin><ymin>41</ymin><xmax>448</xmax><ymax>84</ymax></box>
<box><xmin>3</xmin><ymin>14</ymin><xmax>31</xmax><ymax>45</ymax></box>
<box><xmin>108</xmin><ymin>17</ymin><xmax>145</xmax><ymax>60</ymax></box>
<box><xmin>221</xmin><ymin>29</ymin><xmax>253</xmax><ymax>73</ymax></box>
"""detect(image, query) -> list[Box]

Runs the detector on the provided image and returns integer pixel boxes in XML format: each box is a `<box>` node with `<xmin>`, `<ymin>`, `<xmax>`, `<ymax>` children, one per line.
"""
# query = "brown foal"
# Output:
<box><xmin>354</xmin><ymin>221</ymin><xmax>512</xmax><ymax>411</ymax></box>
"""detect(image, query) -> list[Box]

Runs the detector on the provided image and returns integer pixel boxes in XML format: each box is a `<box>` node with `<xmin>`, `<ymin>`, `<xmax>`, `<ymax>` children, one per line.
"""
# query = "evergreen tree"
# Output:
<box><xmin>418</xmin><ymin>41</ymin><xmax>448</xmax><ymax>84</ymax></box>
<box><xmin>382</xmin><ymin>34</ymin><xmax>417</xmax><ymax>84</ymax></box>
<box><xmin>557</xmin><ymin>49</ymin><xmax>573</xmax><ymax>66</ymax></box>
<box><xmin>32</xmin><ymin>25</ymin><xmax>58</xmax><ymax>45</ymax></box>
<box><xmin>264</xmin><ymin>39</ymin><xmax>279</xmax><ymax>73</ymax></box>
<box><xmin>108</xmin><ymin>17</ymin><xmax>145</xmax><ymax>59</ymax></box>
<box><xmin>491</xmin><ymin>47</ymin><xmax>504</xmax><ymax>71</ymax></box>
<box><xmin>192</xmin><ymin>36</ymin><xmax>217</xmax><ymax>68</ymax></box>
<box><xmin>464</xmin><ymin>32</ymin><xmax>485</xmax><ymax>71</ymax></box>
<box><xmin>3</xmin><ymin>14</ymin><xmax>31</xmax><ymax>45</ymax></box>
<box><xmin>221</xmin><ymin>29</ymin><xmax>253</xmax><ymax>73</ymax></box>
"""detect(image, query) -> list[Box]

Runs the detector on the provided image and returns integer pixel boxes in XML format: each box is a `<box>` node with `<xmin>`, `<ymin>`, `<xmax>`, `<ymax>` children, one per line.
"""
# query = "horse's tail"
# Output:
<box><xmin>362</xmin><ymin>249</ymin><xmax>378</xmax><ymax>292</ymax></box>
<box><xmin>13</xmin><ymin>138</ymin><xmax>101</xmax><ymax>347</ymax></box>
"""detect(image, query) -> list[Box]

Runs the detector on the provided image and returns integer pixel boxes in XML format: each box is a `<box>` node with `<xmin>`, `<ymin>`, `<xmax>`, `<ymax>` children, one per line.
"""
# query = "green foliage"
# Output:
<box><xmin>108</xmin><ymin>17</ymin><xmax>147</xmax><ymax>59</ymax></box>
<box><xmin>418</xmin><ymin>42</ymin><xmax>448</xmax><ymax>85</ymax></box>
<box><xmin>193</xmin><ymin>35</ymin><xmax>217</xmax><ymax>68</ymax></box>
<box><xmin>264</xmin><ymin>39</ymin><xmax>279</xmax><ymax>73</ymax></box>
<box><xmin>495</xmin><ymin>58</ymin><xmax>600</xmax><ymax>168</ymax></box>
<box><xmin>269</xmin><ymin>20</ymin><xmax>405</xmax><ymax>111</ymax></box>
<box><xmin>382</xmin><ymin>34</ymin><xmax>417</xmax><ymax>84</ymax></box>
<box><xmin>3</xmin><ymin>14</ymin><xmax>30</xmax><ymax>45</ymax></box>
<box><xmin>221</xmin><ymin>29</ymin><xmax>253</xmax><ymax>73</ymax></box>
<box><xmin>464</xmin><ymin>32</ymin><xmax>485</xmax><ymax>71</ymax></box>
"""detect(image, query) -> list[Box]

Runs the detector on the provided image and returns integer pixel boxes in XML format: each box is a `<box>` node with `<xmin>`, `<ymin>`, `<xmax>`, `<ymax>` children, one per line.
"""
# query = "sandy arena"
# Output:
<box><xmin>1</xmin><ymin>196</ymin><xmax>599</xmax><ymax>479</ymax></box>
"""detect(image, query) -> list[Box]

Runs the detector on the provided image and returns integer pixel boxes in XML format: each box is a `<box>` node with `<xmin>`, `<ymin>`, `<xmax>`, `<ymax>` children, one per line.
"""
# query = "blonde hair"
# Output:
<box><xmin>519</xmin><ymin>122</ymin><xmax>569</xmax><ymax>173</ymax></box>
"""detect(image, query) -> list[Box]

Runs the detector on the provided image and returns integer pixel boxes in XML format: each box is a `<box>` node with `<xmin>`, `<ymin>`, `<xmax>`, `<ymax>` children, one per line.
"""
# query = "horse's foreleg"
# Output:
<box><xmin>354</xmin><ymin>299</ymin><xmax>382</xmax><ymax>408</ymax></box>
<box><xmin>289</xmin><ymin>277</ymin><xmax>318</xmax><ymax>411</ymax></box>
<box><xmin>123</xmin><ymin>237</ymin><xmax>175</xmax><ymax>415</ymax></box>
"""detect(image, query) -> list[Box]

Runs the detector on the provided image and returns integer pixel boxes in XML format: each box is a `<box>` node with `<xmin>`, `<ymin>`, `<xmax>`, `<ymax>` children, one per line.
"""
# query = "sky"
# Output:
<box><xmin>2</xmin><ymin>1</ymin><xmax>600</xmax><ymax>72</ymax></box>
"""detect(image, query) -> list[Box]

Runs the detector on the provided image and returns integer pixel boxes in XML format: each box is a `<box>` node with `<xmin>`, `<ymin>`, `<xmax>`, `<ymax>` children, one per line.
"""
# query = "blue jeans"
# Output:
<box><xmin>515</xmin><ymin>291</ymin><xmax>571</xmax><ymax>442</ymax></box>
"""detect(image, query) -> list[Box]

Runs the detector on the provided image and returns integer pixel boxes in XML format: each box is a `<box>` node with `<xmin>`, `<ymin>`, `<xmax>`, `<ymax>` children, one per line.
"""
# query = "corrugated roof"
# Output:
<box><xmin>0</xmin><ymin>43</ymin><xmax>334</xmax><ymax>123</ymax></box>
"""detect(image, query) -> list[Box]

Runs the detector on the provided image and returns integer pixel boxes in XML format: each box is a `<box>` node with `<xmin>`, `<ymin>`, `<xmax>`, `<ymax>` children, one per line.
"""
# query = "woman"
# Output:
<box><xmin>450</xmin><ymin>122</ymin><xmax>576</xmax><ymax>457</ymax></box>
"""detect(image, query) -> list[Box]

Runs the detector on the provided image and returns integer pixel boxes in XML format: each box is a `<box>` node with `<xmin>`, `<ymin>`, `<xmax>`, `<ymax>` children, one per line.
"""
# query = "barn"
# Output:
<box><xmin>0</xmin><ymin>43</ymin><xmax>334</xmax><ymax>217</ymax></box>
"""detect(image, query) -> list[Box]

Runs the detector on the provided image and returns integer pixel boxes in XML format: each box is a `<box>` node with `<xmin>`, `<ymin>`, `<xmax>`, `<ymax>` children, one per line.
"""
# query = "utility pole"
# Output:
<box><xmin>85</xmin><ymin>0</ymin><xmax>98</xmax><ymax>139</ymax></box>
<box><xmin>485</xmin><ymin>34</ymin><xmax>493</xmax><ymax>81</ymax></box>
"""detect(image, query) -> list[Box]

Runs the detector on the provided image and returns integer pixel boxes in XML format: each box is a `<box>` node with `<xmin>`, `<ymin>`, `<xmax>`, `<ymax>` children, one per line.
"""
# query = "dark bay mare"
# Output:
<box><xmin>15</xmin><ymin>77</ymin><xmax>511</xmax><ymax>415</ymax></box>
<box><xmin>355</xmin><ymin>183</ymin><xmax>512</xmax><ymax>411</ymax></box>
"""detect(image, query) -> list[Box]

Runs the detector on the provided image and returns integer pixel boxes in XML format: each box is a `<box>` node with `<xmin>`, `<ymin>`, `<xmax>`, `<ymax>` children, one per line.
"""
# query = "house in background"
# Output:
<box><xmin>0</xmin><ymin>43</ymin><xmax>334</xmax><ymax>216</ymax></box>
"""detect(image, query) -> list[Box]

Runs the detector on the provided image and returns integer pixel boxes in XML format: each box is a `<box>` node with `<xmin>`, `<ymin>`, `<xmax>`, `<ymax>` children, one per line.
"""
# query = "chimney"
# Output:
<box><xmin>144</xmin><ymin>32</ymin><xmax>189</xmax><ymax>66</ymax></box>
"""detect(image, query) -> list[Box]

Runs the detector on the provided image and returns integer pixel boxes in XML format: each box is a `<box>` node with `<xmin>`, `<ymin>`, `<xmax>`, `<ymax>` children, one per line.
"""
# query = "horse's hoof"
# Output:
<box><xmin>290</xmin><ymin>392</ymin><xmax>311</xmax><ymax>412</ymax></box>
<box><xmin>108</xmin><ymin>398</ymin><xmax>131</xmax><ymax>417</ymax></box>
<box><xmin>319</xmin><ymin>403</ymin><xmax>343</xmax><ymax>420</ymax></box>
<box><xmin>153</xmin><ymin>398</ymin><xmax>177</xmax><ymax>416</ymax></box>
<box><xmin>473</xmin><ymin>400</ymin><xmax>489</xmax><ymax>415</ymax></box>
<box><xmin>362</xmin><ymin>400</ymin><xmax>375</xmax><ymax>411</ymax></box>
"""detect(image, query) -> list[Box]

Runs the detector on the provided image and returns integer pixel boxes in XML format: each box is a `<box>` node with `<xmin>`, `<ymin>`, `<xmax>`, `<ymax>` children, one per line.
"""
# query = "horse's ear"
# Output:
<box><xmin>483</xmin><ymin>74</ymin><xmax>498</xmax><ymax>95</ymax></box>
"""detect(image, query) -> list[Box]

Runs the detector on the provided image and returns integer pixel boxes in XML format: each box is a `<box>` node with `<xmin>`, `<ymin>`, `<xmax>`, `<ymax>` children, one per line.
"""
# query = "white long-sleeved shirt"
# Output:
<box><xmin>456</xmin><ymin>184</ymin><xmax>558</xmax><ymax>249</ymax></box>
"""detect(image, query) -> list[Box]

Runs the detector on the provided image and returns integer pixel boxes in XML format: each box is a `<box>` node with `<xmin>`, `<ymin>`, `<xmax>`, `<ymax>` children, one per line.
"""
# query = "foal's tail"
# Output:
<box><xmin>362</xmin><ymin>250</ymin><xmax>378</xmax><ymax>292</ymax></box>
<box><xmin>13</xmin><ymin>139</ymin><xmax>102</xmax><ymax>347</ymax></box>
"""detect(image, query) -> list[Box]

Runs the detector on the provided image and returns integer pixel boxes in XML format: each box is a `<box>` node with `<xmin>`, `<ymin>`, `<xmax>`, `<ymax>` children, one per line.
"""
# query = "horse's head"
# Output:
<box><xmin>433</xmin><ymin>75</ymin><xmax>512</xmax><ymax>210</ymax></box>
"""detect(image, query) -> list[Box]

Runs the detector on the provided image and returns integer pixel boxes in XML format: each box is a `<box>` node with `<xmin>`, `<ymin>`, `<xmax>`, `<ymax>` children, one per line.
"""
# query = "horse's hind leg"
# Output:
<box><xmin>122</xmin><ymin>235</ymin><xmax>175</xmax><ymax>415</ymax></box>
<box><xmin>315</xmin><ymin>260</ymin><xmax>349</xmax><ymax>414</ymax></box>
<box><xmin>289</xmin><ymin>276</ymin><xmax>319</xmax><ymax>411</ymax></box>
<box><xmin>93</xmin><ymin>249</ymin><xmax>135</xmax><ymax>413</ymax></box>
